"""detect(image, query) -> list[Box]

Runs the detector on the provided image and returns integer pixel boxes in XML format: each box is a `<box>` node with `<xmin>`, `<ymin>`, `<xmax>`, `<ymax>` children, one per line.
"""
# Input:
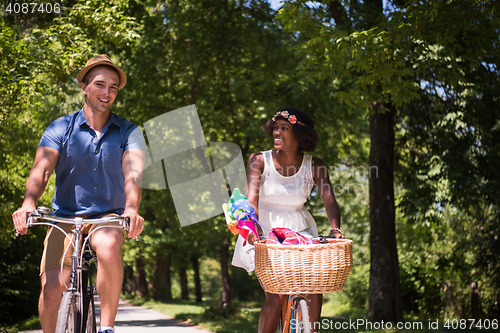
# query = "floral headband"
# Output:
<box><xmin>272</xmin><ymin>110</ymin><xmax>304</xmax><ymax>125</ymax></box>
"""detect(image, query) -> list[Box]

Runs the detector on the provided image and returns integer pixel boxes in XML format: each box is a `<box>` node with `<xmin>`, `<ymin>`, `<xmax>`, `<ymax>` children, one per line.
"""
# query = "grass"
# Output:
<box><xmin>125</xmin><ymin>296</ymin><xmax>260</xmax><ymax>333</ymax></box>
<box><xmin>130</xmin><ymin>296</ymin><xmax>499</xmax><ymax>333</ymax></box>
<box><xmin>1</xmin><ymin>315</ymin><xmax>40</xmax><ymax>333</ymax></box>
<box><xmin>126</xmin><ymin>296</ymin><xmax>207</xmax><ymax>318</ymax></box>
<box><xmin>174</xmin><ymin>304</ymin><xmax>260</xmax><ymax>333</ymax></box>
<box><xmin>10</xmin><ymin>296</ymin><xmax>499</xmax><ymax>333</ymax></box>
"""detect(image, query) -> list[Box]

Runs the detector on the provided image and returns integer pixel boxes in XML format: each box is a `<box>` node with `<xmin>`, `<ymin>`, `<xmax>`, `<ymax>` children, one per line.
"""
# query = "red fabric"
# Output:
<box><xmin>265</xmin><ymin>227</ymin><xmax>317</xmax><ymax>245</ymax></box>
<box><xmin>237</xmin><ymin>220</ymin><xmax>258</xmax><ymax>246</ymax></box>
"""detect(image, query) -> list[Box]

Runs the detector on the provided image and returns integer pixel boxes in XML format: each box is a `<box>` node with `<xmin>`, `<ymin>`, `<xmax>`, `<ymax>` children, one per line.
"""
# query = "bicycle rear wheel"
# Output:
<box><xmin>294</xmin><ymin>298</ymin><xmax>310</xmax><ymax>333</ymax></box>
<box><xmin>55</xmin><ymin>291</ymin><xmax>80</xmax><ymax>333</ymax></box>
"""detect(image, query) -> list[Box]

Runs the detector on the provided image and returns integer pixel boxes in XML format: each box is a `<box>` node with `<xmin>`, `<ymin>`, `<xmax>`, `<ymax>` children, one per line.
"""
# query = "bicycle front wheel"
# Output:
<box><xmin>81</xmin><ymin>268</ymin><xmax>97</xmax><ymax>333</ymax></box>
<box><xmin>56</xmin><ymin>291</ymin><xmax>80</xmax><ymax>333</ymax></box>
<box><xmin>294</xmin><ymin>298</ymin><xmax>311</xmax><ymax>333</ymax></box>
<box><xmin>83</xmin><ymin>293</ymin><xmax>96</xmax><ymax>333</ymax></box>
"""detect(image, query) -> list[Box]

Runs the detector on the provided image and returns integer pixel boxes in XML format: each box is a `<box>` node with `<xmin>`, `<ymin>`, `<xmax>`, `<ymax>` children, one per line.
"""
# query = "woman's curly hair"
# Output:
<box><xmin>264</xmin><ymin>108</ymin><xmax>319</xmax><ymax>152</ymax></box>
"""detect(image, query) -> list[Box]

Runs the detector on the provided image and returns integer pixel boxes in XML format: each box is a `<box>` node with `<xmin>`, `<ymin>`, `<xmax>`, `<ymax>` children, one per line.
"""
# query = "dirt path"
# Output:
<box><xmin>20</xmin><ymin>299</ymin><xmax>213</xmax><ymax>333</ymax></box>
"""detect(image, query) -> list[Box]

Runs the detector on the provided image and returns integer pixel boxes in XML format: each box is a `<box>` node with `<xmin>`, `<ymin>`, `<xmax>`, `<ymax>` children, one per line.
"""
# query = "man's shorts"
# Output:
<box><xmin>39</xmin><ymin>214</ymin><xmax>125</xmax><ymax>275</ymax></box>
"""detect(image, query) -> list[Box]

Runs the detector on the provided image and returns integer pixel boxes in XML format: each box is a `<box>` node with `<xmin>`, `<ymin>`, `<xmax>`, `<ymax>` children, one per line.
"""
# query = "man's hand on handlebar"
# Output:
<box><xmin>122</xmin><ymin>209</ymin><xmax>144</xmax><ymax>239</ymax></box>
<box><xmin>12</xmin><ymin>205</ymin><xmax>35</xmax><ymax>236</ymax></box>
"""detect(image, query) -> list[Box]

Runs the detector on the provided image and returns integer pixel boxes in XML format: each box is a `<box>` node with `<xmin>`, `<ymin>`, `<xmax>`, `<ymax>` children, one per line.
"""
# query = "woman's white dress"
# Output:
<box><xmin>232</xmin><ymin>150</ymin><xmax>319</xmax><ymax>272</ymax></box>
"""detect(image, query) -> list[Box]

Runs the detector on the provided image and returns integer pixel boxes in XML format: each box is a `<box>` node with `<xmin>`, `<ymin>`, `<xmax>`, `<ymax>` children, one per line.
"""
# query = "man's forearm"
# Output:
<box><xmin>122</xmin><ymin>149</ymin><xmax>144</xmax><ymax>213</ymax></box>
<box><xmin>123</xmin><ymin>171</ymin><xmax>142</xmax><ymax>213</ymax></box>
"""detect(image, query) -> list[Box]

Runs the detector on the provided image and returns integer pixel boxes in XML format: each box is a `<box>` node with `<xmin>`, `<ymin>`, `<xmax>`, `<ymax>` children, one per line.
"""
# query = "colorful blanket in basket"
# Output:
<box><xmin>222</xmin><ymin>188</ymin><xmax>261</xmax><ymax>245</ymax></box>
<box><xmin>266</xmin><ymin>227</ymin><xmax>316</xmax><ymax>245</ymax></box>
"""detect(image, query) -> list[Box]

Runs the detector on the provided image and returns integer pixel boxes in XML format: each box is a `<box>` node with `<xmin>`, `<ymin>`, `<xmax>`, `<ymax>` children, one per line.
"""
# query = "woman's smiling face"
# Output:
<box><xmin>273</xmin><ymin>119</ymin><xmax>298</xmax><ymax>151</ymax></box>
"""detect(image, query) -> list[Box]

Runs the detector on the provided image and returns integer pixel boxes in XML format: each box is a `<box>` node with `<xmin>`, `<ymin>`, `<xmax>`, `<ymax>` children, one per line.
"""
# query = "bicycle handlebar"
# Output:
<box><xmin>257</xmin><ymin>235</ymin><xmax>340</xmax><ymax>243</ymax></box>
<box><xmin>24</xmin><ymin>206</ymin><xmax>130</xmax><ymax>231</ymax></box>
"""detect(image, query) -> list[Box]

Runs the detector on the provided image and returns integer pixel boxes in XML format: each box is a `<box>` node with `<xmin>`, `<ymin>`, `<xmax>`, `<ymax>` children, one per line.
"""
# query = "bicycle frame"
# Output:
<box><xmin>257</xmin><ymin>235</ymin><xmax>335</xmax><ymax>333</ymax></box>
<box><xmin>26</xmin><ymin>208</ymin><xmax>129</xmax><ymax>333</ymax></box>
<box><xmin>278</xmin><ymin>294</ymin><xmax>312</xmax><ymax>333</ymax></box>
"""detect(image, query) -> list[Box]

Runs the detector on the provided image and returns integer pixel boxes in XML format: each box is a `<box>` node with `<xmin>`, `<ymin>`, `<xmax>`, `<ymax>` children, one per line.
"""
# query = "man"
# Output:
<box><xmin>12</xmin><ymin>54</ymin><xmax>146</xmax><ymax>333</ymax></box>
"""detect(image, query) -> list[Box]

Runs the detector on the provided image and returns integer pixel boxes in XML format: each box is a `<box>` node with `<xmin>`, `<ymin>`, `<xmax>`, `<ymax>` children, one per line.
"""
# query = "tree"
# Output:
<box><xmin>396</xmin><ymin>19</ymin><xmax>500</xmax><ymax>315</ymax></box>
<box><xmin>0</xmin><ymin>0</ymin><xmax>141</xmax><ymax>324</ymax></box>
<box><xmin>278</xmin><ymin>0</ymin><xmax>500</xmax><ymax>320</ymax></box>
<box><xmin>279</xmin><ymin>0</ymin><xmax>403</xmax><ymax>320</ymax></box>
<box><xmin>114</xmin><ymin>0</ymin><xmax>296</xmax><ymax>305</ymax></box>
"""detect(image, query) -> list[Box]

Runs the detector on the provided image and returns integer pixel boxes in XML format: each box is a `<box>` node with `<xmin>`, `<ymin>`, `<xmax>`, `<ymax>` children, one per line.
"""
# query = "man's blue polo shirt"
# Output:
<box><xmin>39</xmin><ymin>108</ymin><xmax>145</xmax><ymax>218</ymax></box>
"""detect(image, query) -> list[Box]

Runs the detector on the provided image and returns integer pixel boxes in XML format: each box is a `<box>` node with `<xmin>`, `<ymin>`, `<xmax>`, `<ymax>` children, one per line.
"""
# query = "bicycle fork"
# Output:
<box><xmin>280</xmin><ymin>294</ymin><xmax>311</xmax><ymax>333</ymax></box>
<box><xmin>69</xmin><ymin>218</ymin><xmax>85</xmax><ymax>331</ymax></box>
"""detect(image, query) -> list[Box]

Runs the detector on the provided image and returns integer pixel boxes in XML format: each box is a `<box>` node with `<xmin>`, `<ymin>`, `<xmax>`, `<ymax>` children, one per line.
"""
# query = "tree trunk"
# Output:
<box><xmin>191</xmin><ymin>255</ymin><xmax>203</xmax><ymax>303</ymax></box>
<box><xmin>367</xmin><ymin>104</ymin><xmax>403</xmax><ymax>322</ymax></box>
<box><xmin>152</xmin><ymin>244</ymin><xmax>172</xmax><ymax>301</ymax></box>
<box><xmin>471</xmin><ymin>282</ymin><xmax>479</xmax><ymax>321</ymax></box>
<box><xmin>135</xmin><ymin>255</ymin><xmax>149</xmax><ymax>296</ymax></box>
<box><xmin>444</xmin><ymin>281</ymin><xmax>455</xmax><ymax>318</ymax></box>
<box><xmin>179</xmin><ymin>260</ymin><xmax>189</xmax><ymax>300</ymax></box>
<box><xmin>220</xmin><ymin>236</ymin><xmax>232</xmax><ymax>307</ymax></box>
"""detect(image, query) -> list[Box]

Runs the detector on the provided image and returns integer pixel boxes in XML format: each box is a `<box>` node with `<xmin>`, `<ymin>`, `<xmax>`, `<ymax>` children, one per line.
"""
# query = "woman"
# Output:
<box><xmin>234</xmin><ymin>108</ymin><xmax>343</xmax><ymax>333</ymax></box>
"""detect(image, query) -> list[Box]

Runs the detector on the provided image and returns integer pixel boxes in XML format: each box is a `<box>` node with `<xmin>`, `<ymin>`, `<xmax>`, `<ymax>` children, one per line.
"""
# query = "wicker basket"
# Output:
<box><xmin>254</xmin><ymin>239</ymin><xmax>353</xmax><ymax>294</ymax></box>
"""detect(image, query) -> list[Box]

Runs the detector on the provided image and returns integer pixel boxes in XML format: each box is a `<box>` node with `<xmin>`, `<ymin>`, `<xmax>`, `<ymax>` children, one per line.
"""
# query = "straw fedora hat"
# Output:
<box><xmin>77</xmin><ymin>54</ymin><xmax>127</xmax><ymax>90</ymax></box>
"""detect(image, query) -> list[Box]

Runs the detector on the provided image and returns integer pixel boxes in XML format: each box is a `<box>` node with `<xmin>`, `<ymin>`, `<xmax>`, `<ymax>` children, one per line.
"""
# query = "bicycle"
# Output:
<box><xmin>254</xmin><ymin>236</ymin><xmax>353</xmax><ymax>333</ymax></box>
<box><xmin>23</xmin><ymin>206</ymin><xmax>130</xmax><ymax>333</ymax></box>
<box><xmin>279</xmin><ymin>293</ymin><xmax>310</xmax><ymax>333</ymax></box>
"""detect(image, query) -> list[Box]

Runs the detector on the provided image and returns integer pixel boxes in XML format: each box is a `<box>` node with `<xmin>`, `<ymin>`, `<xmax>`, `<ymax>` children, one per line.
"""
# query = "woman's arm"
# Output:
<box><xmin>246</xmin><ymin>152</ymin><xmax>265</xmax><ymax>242</ymax></box>
<box><xmin>312</xmin><ymin>156</ymin><xmax>344</xmax><ymax>238</ymax></box>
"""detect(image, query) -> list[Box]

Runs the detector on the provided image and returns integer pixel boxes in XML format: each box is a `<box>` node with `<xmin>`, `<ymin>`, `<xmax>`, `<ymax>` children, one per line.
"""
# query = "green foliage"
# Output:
<box><xmin>278</xmin><ymin>0</ymin><xmax>500</xmax><ymax>110</ymax></box>
<box><xmin>395</xmin><ymin>30</ymin><xmax>500</xmax><ymax>317</ymax></box>
<box><xmin>0</xmin><ymin>0</ymin><xmax>141</xmax><ymax>325</ymax></box>
<box><xmin>0</xmin><ymin>328</ymin><xmax>18</xmax><ymax>333</ymax></box>
<box><xmin>277</xmin><ymin>0</ymin><xmax>500</xmax><ymax>320</ymax></box>
<box><xmin>130</xmin><ymin>298</ymin><xmax>500</xmax><ymax>333</ymax></box>
<box><xmin>3</xmin><ymin>0</ymin><xmax>500</xmax><ymax>327</ymax></box>
<box><xmin>175</xmin><ymin>302</ymin><xmax>260</xmax><ymax>333</ymax></box>
<box><xmin>1</xmin><ymin>0</ymin><xmax>372</xmax><ymax>323</ymax></box>
<box><xmin>0</xmin><ymin>315</ymin><xmax>40</xmax><ymax>332</ymax></box>
<box><xmin>318</xmin><ymin>164</ymin><xmax>370</xmax><ymax>311</ymax></box>
<box><xmin>0</xmin><ymin>230</ymin><xmax>44</xmax><ymax>325</ymax></box>
<box><xmin>231</xmin><ymin>264</ymin><xmax>265</xmax><ymax>302</ymax></box>
<box><xmin>398</xmin><ymin>199</ymin><xmax>500</xmax><ymax>319</ymax></box>
<box><xmin>116</xmin><ymin>0</ymin><xmax>344</xmax><ymax>305</ymax></box>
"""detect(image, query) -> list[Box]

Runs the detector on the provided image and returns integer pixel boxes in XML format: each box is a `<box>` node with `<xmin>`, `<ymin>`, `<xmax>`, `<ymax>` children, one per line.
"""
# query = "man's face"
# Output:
<box><xmin>81</xmin><ymin>66</ymin><xmax>120</xmax><ymax>114</ymax></box>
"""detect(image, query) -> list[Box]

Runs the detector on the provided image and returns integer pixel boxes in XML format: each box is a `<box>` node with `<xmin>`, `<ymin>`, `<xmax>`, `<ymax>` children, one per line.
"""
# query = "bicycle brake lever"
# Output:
<box><xmin>26</xmin><ymin>211</ymin><xmax>36</xmax><ymax>227</ymax></box>
<box><xmin>123</xmin><ymin>217</ymin><xmax>131</xmax><ymax>230</ymax></box>
<box><xmin>121</xmin><ymin>217</ymin><xmax>138</xmax><ymax>241</ymax></box>
<box><xmin>17</xmin><ymin>211</ymin><xmax>36</xmax><ymax>237</ymax></box>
